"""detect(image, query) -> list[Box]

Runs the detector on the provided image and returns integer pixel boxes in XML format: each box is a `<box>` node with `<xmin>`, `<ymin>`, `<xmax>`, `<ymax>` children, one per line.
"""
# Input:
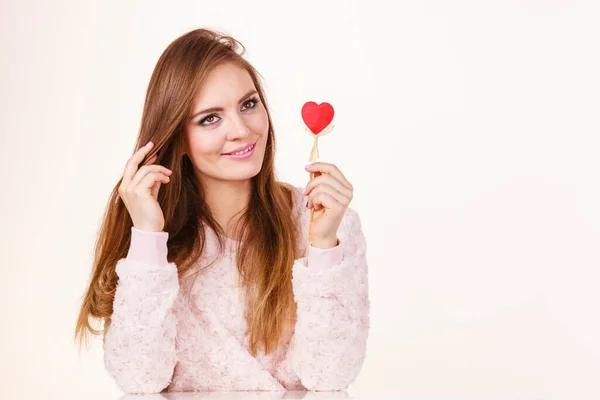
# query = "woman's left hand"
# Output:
<box><xmin>303</xmin><ymin>162</ymin><xmax>354</xmax><ymax>249</ymax></box>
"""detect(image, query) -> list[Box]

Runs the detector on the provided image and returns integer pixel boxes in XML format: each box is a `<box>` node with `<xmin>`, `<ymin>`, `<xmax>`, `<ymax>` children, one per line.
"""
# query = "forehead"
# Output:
<box><xmin>193</xmin><ymin>62</ymin><xmax>255</xmax><ymax>106</ymax></box>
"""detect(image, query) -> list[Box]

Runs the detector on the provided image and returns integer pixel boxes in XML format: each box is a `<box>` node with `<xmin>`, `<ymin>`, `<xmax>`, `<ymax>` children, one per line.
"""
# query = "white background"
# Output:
<box><xmin>1</xmin><ymin>0</ymin><xmax>599</xmax><ymax>399</ymax></box>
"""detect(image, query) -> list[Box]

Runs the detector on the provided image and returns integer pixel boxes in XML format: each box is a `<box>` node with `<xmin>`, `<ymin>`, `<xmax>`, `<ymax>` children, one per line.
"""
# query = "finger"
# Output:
<box><xmin>307</xmin><ymin>183</ymin><xmax>350</xmax><ymax>210</ymax></box>
<box><xmin>310</xmin><ymin>191</ymin><xmax>344</xmax><ymax>212</ymax></box>
<box><xmin>136</xmin><ymin>171</ymin><xmax>170</xmax><ymax>195</ymax></box>
<box><xmin>150</xmin><ymin>180</ymin><xmax>162</xmax><ymax>199</ymax></box>
<box><xmin>123</xmin><ymin>141</ymin><xmax>155</xmax><ymax>184</ymax></box>
<box><xmin>130</xmin><ymin>165</ymin><xmax>172</xmax><ymax>189</ymax></box>
<box><xmin>146</xmin><ymin>154</ymin><xmax>157</xmax><ymax>164</ymax></box>
<box><xmin>305</xmin><ymin>162</ymin><xmax>352</xmax><ymax>191</ymax></box>
<box><xmin>304</xmin><ymin>173</ymin><xmax>352</xmax><ymax>199</ymax></box>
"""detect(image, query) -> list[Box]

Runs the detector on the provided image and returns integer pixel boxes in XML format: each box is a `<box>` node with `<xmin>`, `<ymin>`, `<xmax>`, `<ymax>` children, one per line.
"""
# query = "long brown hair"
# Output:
<box><xmin>75</xmin><ymin>28</ymin><xmax>301</xmax><ymax>356</ymax></box>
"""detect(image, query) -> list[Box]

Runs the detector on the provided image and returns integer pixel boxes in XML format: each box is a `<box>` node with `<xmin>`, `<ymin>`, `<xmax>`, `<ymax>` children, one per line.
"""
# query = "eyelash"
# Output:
<box><xmin>198</xmin><ymin>96</ymin><xmax>260</xmax><ymax>126</ymax></box>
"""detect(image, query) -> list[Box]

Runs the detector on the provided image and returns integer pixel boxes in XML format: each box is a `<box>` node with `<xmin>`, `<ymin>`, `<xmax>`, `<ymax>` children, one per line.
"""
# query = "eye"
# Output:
<box><xmin>199</xmin><ymin>114</ymin><xmax>220</xmax><ymax>126</ymax></box>
<box><xmin>241</xmin><ymin>97</ymin><xmax>260</xmax><ymax>111</ymax></box>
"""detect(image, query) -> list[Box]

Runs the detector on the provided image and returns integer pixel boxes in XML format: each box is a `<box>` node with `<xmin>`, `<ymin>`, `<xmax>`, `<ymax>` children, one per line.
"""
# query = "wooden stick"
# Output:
<box><xmin>305</xmin><ymin>171</ymin><xmax>315</xmax><ymax>257</ymax></box>
<box><xmin>304</xmin><ymin>124</ymin><xmax>334</xmax><ymax>257</ymax></box>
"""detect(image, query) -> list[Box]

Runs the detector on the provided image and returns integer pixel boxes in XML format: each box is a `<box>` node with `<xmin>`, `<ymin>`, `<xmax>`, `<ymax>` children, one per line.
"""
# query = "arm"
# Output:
<box><xmin>289</xmin><ymin>207</ymin><xmax>370</xmax><ymax>390</ymax></box>
<box><xmin>102</xmin><ymin>227</ymin><xmax>179</xmax><ymax>394</ymax></box>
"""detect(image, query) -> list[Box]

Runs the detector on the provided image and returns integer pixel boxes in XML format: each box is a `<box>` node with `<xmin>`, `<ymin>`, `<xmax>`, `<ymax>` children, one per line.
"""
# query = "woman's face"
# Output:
<box><xmin>184</xmin><ymin>61</ymin><xmax>269</xmax><ymax>184</ymax></box>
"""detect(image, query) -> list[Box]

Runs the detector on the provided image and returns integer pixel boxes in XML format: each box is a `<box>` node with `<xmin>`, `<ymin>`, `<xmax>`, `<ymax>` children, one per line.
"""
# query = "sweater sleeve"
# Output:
<box><xmin>289</xmin><ymin>207</ymin><xmax>370</xmax><ymax>390</ymax></box>
<box><xmin>102</xmin><ymin>227</ymin><xmax>179</xmax><ymax>394</ymax></box>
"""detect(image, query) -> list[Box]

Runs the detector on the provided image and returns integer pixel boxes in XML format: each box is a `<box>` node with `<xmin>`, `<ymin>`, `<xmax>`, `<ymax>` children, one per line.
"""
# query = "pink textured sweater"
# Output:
<box><xmin>103</xmin><ymin>186</ymin><xmax>369</xmax><ymax>393</ymax></box>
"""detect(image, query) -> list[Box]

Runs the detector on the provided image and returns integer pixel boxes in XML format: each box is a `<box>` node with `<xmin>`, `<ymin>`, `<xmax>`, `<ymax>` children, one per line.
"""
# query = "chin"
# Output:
<box><xmin>221</xmin><ymin>161</ymin><xmax>264</xmax><ymax>182</ymax></box>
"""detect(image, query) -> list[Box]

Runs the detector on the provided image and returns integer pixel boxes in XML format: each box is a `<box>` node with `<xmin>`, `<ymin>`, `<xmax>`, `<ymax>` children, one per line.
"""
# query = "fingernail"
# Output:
<box><xmin>146</xmin><ymin>141</ymin><xmax>153</xmax><ymax>147</ymax></box>
<box><xmin>305</xmin><ymin>163</ymin><xmax>312</xmax><ymax>169</ymax></box>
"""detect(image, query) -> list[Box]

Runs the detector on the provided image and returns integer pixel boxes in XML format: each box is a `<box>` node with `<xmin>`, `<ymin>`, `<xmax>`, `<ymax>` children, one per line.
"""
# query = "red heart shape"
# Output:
<box><xmin>301</xmin><ymin>101</ymin><xmax>334</xmax><ymax>134</ymax></box>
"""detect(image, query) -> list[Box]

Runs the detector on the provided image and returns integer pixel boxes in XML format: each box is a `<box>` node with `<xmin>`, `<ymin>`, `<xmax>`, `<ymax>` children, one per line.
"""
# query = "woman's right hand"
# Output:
<box><xmin>118</xmin><ymin>141</ymin><xmax>172</xmax><ymax>233</ymax></box>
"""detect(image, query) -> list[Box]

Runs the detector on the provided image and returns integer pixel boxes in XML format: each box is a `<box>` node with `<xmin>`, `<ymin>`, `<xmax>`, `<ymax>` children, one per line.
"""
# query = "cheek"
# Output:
<box><xmin>247</xmin><ymin>108</ymin><xmax>269</xmax><ymax>135</ymax></box>
<box><xmin>187</xmin><ymin>131</ymin><xmax>225</xmax><ymax>156</ymax></box>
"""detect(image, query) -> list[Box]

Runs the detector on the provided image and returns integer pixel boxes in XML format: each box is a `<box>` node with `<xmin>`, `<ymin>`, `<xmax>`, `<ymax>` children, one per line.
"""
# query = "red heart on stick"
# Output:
<box><xmin>301</xmin><ymin>101</ymin><xmax>334</xmax><ymax>134</ymax></box>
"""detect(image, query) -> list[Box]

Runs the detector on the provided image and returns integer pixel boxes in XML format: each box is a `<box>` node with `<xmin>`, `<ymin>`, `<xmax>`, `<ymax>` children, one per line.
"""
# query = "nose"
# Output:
<box><xmin>227</xmin><ymin>113</ymin><xmax>251</xmax><ymax>141</ymax></box>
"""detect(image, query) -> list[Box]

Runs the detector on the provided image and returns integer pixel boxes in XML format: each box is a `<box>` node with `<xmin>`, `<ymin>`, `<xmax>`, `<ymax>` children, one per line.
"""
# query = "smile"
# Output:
<box><xmin>221</xmin><ymin>141</ymin><xmax>257</xmax><ymax>160</ymax></box>
<box><xmin>230</xmin><ymin>143</ymin><xmax>254</xmax><ymax>155</ymax></box>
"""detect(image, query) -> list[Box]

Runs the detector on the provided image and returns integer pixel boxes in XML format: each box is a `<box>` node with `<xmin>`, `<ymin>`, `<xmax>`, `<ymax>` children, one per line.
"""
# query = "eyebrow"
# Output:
<box><xmin>190</xmin><ymin>89</ymin><xmax>258</xmax><ymax>120</ymax></box>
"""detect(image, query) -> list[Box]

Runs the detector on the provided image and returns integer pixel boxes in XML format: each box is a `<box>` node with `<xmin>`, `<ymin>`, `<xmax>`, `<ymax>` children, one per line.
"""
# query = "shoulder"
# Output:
<box><xmin>287</xmin><ymin>183</ymin><xmax>305</xmax><ymax>212</ymax></box>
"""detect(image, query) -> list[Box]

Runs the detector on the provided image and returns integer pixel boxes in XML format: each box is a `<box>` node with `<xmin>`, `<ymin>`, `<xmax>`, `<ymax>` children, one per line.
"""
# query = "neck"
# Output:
<box><xmin>202</xmin><ymin>177</ymin><xmax>252</xmax><ymax>240</ymax></box>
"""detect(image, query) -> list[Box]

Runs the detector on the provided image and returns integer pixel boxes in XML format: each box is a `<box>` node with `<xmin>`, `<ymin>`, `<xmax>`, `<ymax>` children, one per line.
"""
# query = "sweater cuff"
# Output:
<box><xmin>126</xmin><ymin>227</ymin><xmax>169</xmax><ymax>267</ymax></box>
<box><xmin>307</xmin><ymin>239</ymin><xmax>343</xmax><ymax>269</ymax></box>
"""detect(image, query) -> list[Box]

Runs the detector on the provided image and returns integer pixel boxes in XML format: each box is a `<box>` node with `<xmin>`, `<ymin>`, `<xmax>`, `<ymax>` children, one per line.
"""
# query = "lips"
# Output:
<box><xmin>222</xmin><ymin>141</ymin><xmax>256</xmax><ymax>155</ymax></box>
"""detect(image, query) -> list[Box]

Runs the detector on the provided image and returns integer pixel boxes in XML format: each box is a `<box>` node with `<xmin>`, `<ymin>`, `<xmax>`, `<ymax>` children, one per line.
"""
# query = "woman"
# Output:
<box><xmin>75</xmin><ymin>28</ymin><xmax>369</xmax><ymax>394</ymax></box>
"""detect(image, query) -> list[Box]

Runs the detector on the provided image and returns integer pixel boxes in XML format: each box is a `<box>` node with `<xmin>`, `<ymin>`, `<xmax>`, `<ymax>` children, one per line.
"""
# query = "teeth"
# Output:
<box><xmin>232</xmin><ymin>144</ymin><xmax>254</xmax><ymax>155</ymax></box>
